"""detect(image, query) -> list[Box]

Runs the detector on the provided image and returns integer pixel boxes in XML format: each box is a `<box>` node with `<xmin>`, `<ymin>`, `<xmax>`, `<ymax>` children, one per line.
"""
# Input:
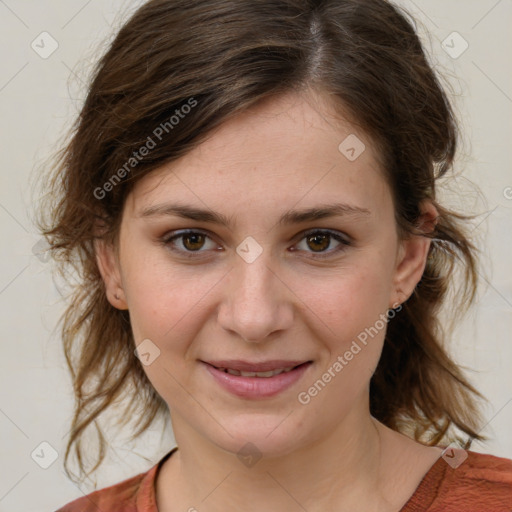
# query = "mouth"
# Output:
<box><xmin>201</xmin><ymin>360</ymin><xmax>313</xmax><ymax>399</ymax></box>
<box><xmin>202</xmin><ymin>359</ymin><xmax>312</xmax><ymax>376</ymax></box>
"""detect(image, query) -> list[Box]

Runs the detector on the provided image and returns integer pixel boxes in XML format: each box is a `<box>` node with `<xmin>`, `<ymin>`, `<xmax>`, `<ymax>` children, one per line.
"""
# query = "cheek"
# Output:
<box><xmin>122</xmin><ymin>251</ymin><xmax>221</xmax><ymax>347</ymax></box>
<box><xmin>298</xmin><ymin>261</ymin><xmax>393</xmax><ymax>340</ymax></box>
<box><xmin>291</xmin><ymin>258</ymin><xmax>395</xmax><ymax>397</ymax></box>
<box><xmin>292</xmin><ymin>265</ymin><xmax>393</xmax><ymax>416</ymax></box>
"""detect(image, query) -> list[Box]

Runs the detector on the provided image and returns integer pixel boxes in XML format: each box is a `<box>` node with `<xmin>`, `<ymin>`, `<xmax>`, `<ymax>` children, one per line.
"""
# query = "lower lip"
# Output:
<box><xmin>202</xmin><ymin>362</ymin><xmax>312</xmax><ymax>399</ymax></box>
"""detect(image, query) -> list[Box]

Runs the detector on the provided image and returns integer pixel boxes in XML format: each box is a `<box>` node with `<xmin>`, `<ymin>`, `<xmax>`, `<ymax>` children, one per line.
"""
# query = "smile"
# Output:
<box><xmin>215</xmin><ymin>366</ymin><xmax>297</xmax><ymax>377</ymax></box>
<box><xmin>202</xmin><ymin>361</ymin><xmax>313</xmax><ymax>399</ymax></box>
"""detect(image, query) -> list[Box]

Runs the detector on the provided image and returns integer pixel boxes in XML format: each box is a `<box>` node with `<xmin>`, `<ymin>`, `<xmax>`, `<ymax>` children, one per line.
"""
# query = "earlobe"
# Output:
<box><xmin>94</xmin><ymin>239</ymin><xmax>128</xmax><ymax>310</ymax></box>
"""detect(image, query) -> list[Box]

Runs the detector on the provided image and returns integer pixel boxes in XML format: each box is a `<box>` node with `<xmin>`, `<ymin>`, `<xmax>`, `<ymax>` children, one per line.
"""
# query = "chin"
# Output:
<box><xmin>207</xmin><ymin>414</ymin><xmax>309</xmax><ymax>461</ymax></box>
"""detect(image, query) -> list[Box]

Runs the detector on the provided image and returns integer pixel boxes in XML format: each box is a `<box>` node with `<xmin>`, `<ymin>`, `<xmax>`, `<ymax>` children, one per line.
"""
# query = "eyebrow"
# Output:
<box><xmin>138</xmin><ymin>202</ymin><xmax>371</xmax><ymax>228</ymax></box>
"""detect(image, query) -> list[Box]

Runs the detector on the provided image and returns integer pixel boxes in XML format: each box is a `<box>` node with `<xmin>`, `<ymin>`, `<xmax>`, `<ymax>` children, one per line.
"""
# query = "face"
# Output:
<box><xmin>96</xmin><ymin>89</ymin><xmax>433</xmax><ymax>458</ymax></box>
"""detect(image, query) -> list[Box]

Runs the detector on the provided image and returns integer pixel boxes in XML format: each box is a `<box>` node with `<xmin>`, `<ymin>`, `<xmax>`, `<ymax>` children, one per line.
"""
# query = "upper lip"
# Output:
<box><xmin>203</xmin><ymin>360</ymin><xmax>311</xmax><ymax>372</ymax></box>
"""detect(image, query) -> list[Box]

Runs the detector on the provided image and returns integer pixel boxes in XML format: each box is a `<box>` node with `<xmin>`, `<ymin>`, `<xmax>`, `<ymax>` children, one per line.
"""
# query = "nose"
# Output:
<box><xmin>217</xmin><ymin>248</ymin><xmax>294</xmax><ymax>343</ymax></box>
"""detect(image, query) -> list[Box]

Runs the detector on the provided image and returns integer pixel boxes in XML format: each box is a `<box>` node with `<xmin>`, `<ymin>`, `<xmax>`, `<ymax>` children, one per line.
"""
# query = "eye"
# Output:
<box><xmin>160</xmin><ymin>228</ymin><xmax>351</xmax><ymax>259</ymax></box>
<box><xmin>292</xmin><ymin>229</ymin><xmax>350</xmax><ymax>258</ymax></box>
<box><xmin>161</xmin><ymin>229</ymin><xmax>219</xmax><ymax>257</ymax></box>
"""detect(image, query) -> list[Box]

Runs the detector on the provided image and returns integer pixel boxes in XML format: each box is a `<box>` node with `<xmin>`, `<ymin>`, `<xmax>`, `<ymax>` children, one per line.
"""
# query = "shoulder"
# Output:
<box><xmin>54</xmin><ymin>467</ymin><xmax>155</xmax><ymax>512</ymax></box>
<box><xmin>432</xmin><ymin>450</ymin><xmax>512</xmax><ymax>509</ymax></box>
<box><xmin>54</xmin><ymin>447</ymin><xmax>177</xmax><ymax>512</ymax></box>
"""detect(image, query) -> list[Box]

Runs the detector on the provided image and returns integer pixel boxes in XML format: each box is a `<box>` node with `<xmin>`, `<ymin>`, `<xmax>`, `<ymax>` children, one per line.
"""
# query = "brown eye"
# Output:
<box><xmin>294</xmin><ymin>229</ymin><xmax>350</xmax><ymax>258</ymax></box>
<box><xmin>162</xmin><ymin>229</ymin><xmax>218</xmax><ymax>256</ymax></box>
<box><xmin>306</xmin><ymin>232</ymin><xmax>331</xmax><ymax>252</ymax></box>
<box><xmin>161</xmin><ymin>228</ymin><xmax>350</xmax><ymax>260</ymax></box>
<box><xmin>181</xmin><ymin>232</ymin><xmax>206</xmax><ymax>251</ymax></box>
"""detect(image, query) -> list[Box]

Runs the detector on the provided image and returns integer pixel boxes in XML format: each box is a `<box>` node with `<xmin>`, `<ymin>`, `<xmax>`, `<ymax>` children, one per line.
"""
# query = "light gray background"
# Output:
<box><xmin>0</xmin><ymin>1</ymin><xmax>511</xmax><ymax>511</ymax></box>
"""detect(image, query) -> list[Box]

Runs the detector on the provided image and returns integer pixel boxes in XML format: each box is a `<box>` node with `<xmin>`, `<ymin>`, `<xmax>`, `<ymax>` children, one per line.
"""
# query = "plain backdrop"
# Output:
<box><xmin>0</xmin><ymin>1</ymin><xmax>511</xmax><ymax>511</ymax></box>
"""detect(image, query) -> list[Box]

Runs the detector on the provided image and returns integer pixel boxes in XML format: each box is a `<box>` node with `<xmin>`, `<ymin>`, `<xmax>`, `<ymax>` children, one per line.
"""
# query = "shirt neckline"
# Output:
<box><xmin>136</xmin><ymin>446</ymin><xmax>179</xmax><ymax>512</ymax></box>
<box><xmin>398</xmin><ymin>451</ymin><xmax>448</xmax><ymax>511</ymax></box>
<box><xmin>137</xmin><ymin>446</ymin><xmax>448</xmax><ymax>512</ymax></box>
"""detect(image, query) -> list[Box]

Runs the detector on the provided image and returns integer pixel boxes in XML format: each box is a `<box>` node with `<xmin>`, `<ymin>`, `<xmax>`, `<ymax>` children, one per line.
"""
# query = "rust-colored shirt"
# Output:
<box><xmin>55</xmin><ymin>447</ymin><xmax>512</xmax><ymax>511</ymax></box>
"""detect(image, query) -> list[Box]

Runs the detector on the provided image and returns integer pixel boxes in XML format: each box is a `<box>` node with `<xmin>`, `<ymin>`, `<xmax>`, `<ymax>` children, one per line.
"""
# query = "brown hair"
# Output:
<box><xmin>35</xmin><ymin>0</ymin><xmax>487</xmax><ymax>483</ymax></box>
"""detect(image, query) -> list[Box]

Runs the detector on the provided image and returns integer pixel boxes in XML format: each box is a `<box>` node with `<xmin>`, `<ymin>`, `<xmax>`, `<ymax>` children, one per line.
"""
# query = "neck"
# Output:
<box><xmin>161</xmin><ymin>401</ymin><xmax>393</xmax><ymax>511</ymax></box>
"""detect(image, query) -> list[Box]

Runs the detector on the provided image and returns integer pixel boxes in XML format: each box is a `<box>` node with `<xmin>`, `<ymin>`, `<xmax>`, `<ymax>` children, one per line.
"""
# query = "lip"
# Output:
<box><xmin>202</xmin><ymin>361</ymin><xmax>313</xmax><ymax>399</ymax></box>
<box><xmin>203</xmin><ymin>359</ymin><xmax>309</xmax><ymax>372</ymax></box>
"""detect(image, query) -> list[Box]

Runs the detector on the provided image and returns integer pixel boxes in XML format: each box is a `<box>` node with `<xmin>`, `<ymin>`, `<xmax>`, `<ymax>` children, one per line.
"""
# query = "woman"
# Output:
<box><xmin>38</xmin><ymin>0</ymin><xmax>512</xmax><ymax>510</ymax></box>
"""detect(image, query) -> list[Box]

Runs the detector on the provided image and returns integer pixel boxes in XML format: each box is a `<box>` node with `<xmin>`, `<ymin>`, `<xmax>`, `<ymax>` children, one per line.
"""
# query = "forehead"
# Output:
<box><xmin>125</xmin><ymin>89</ymin><xmax>390</xmax><ymax>221</ymax></box>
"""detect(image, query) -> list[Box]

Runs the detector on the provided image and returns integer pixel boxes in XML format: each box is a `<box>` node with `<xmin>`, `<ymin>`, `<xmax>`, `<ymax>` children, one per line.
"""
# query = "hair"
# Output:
<box><xmin>35</xmin><ymin>0</ymin><xmax>488</xmax><ymax>484</ymax></box>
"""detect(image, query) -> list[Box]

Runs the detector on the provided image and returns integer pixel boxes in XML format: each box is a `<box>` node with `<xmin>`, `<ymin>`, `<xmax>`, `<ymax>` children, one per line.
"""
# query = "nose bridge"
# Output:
<box><xmin>219</xmin><ymin>241</ymin><xmax>292</xmax><ymax>342</ymax></box>
<box><xmin>237</xmin><ymin>247</ymin><xmax>273</xmax><ymax>300</ymax></box>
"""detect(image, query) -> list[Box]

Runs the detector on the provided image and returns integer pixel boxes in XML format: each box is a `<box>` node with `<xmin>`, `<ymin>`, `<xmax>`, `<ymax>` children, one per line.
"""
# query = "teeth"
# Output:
<box><xmin>220</xmin><ymin>366</ymin><xmax>296</xmax><ymax>377</ymax></box>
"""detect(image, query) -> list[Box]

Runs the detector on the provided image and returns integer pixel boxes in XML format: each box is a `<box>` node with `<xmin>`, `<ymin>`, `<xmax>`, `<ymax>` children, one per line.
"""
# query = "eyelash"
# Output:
<box><xmin>160</xmin><ymin>228</ymin><xmax>351</xmax><ymax>260</ymax></box>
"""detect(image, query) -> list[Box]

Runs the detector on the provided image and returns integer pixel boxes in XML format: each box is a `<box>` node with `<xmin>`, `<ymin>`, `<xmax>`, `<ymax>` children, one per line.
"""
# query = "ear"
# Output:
<box><xmin>94</xmin><ymin>238</ymin><xmax>128</xmax><ymax>310</ymax></box>
<box><xmin>391</xmin><ymin>200</ymin><xmax>438</xmax><ymax>306</ymax></box>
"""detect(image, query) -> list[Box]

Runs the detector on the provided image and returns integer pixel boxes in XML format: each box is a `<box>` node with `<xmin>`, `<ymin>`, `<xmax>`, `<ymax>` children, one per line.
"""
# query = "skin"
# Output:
<box><xmin>96</xmin><ymin>88</ymin><xmax>443</xmax><ymax>511</ymax></box>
